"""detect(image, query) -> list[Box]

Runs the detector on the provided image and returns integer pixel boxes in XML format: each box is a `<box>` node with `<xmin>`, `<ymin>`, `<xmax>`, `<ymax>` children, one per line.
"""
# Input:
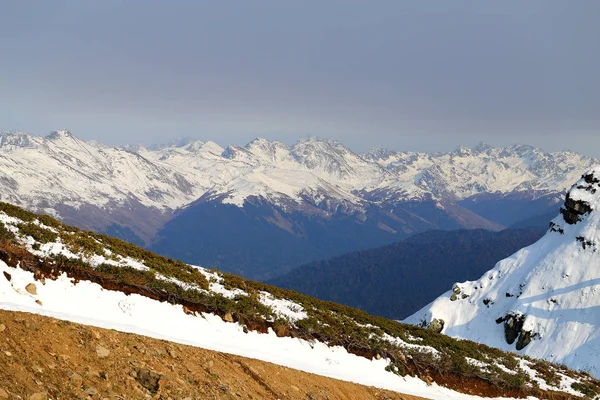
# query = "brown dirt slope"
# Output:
<box><xmin>0</xmin><ymin>309</ymin><xmax>427</xmax><ymax>400</ymax></box>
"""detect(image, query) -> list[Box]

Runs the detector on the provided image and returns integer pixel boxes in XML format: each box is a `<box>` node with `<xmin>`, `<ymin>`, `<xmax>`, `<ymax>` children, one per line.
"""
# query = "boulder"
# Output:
<box><xmin>25</xmin><ymin>283</ymin><xmax>37</xmax><ymax>295</ymax></box>
<box><xmin>96</xmin><ymin>345</ymin><xmax>110</xmax><ymax>358</ymax></box>
<box><xmin>427</xmin><ymin>318</ymin><xmax>445</xmax><ymax>333</ymax></box>
<box><xmin>516</xmin><ymin>330</ymin><xmax>533</xmax><ymax>351</ymax></box>
<box><xmin>136</xmin><ymin>369</ymin><xmax>163</xmax><ymax>393</ymax></box>
<box><xmin>503</xmin><ymin>313</ymin><xmax>525</xmax><ymax>345</ymax></box>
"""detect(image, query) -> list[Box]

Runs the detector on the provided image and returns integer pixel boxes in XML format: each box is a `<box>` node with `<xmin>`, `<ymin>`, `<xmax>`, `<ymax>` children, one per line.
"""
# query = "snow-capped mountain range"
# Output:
<box><xmin>1</xmin><ymin>129</ymin><xmax>595</xmax><ymax>219</ymax></box>
<box><xmin>1</xmin><ymin>129</ymin><xmax>597</xmax><ymax>276</ymax></box>
<box><xmin>406</xmin><ymin>168</ymin><xmax>600</xmax><ymax>377</ymax></box>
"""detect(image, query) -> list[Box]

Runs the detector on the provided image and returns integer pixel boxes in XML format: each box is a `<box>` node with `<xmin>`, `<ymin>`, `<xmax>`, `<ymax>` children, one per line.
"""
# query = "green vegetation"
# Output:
<box><xmin>16</xmin><ymin>222</ymin><xmax>58</xmax><ymax>243</ymax></box>
<box><xmin>0</xmin><ymin>202</ymin><xmax>37</xmax><ymax>222</ymax></box>
<box><xmin>572</xmin><ymin>381</ymin><xmax>600</xmax><ymax>397</ymax></box>
<box><xmin>0</xmin><ymin>221</ymin><xmax>16</xmax><ymax>242</ymax></box>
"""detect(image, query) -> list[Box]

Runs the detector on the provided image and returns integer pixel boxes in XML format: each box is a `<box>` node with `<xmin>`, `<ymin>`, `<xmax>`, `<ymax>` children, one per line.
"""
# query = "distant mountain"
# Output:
<box><xmin>0</xmin><ymin>129</ymin><xmax>595</xmax><ymax>277</ymax></box>
<box><xmin>406</xmin><ymin>167</ymin><xmax>600</xmax><ymax>378</ymax></box>
<box><xmin>268</xmin><ymin>228</ymin><xmax>545</xmax><ymax>319</ymax></box>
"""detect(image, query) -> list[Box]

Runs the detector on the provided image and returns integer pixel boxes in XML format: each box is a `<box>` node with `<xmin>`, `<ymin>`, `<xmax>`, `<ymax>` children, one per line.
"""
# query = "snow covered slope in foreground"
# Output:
<box><xmin>0</xmin><ymin>262</ymin><xmax>514</xmax><ymax>400</ymax></box>
<box><xmin>0</xmin><ymin>202</ymin><xmax>597</xmax><ymax>399</ymax></box>
<box><xmin>407</xmin><ymin>167</ymin><xmax>600</xmax><ymax>378</ymax></box>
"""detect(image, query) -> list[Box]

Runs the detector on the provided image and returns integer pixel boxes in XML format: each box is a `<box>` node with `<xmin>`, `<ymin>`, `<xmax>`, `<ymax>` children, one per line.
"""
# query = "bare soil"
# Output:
<box><xmin>0</xmin><ymin>309</ymin><xmax>427</xmax><ymax>400</ymax></box>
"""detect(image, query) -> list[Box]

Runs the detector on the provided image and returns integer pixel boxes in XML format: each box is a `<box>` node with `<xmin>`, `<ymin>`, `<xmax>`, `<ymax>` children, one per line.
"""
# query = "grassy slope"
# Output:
<box><xmin>0</xmin><ymin>202</ymin><xmax>598</xmax><ymax>399</ymax></box>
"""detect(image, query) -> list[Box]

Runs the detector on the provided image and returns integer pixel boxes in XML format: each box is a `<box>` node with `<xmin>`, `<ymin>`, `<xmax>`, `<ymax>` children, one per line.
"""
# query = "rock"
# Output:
<box><xmin>516</xmin><ymin>330</ymin><xmax>533</xmax><ymax>351</ymax></box>
<box><xmin>223</xmin><ymin>313</ymin><xmax>234</xmax><ymax>323</ymax></box>
<box><xmin>25</xmin><ymin>283</ymin><xmax>37</xmax><ymax>295</ymax></box>
<box><xmin>503</xmin><ymin>314</ymin><xmax>525</xmax><ymax>345</ymax></box>
<box><xmin>136</xmin><ymin>369</ymin><xmax>161</xmax><ymax>393</ymax></box>
<box><xmin>35</xmin><ymin>300</ymin><xmax>43</xmax><ymax>306</ymax></box>
<box><xmin>96</xmin><ymin>345</ymin><xmax>110</xmax><ymax>358</ymax></box>
<box><xmin>4</xmin><ymin>351</ymin><xmax>11</xmax><ymax>357</ymax></box>
<box><xmin>83</xmin><ymin>387</ymin><xmax>98</xmax><ymax>396</ymax></box>
<box><xmin>68</xmin><ymin>371</ymin><xmax>84</xmax><ymax>385</ymax></box>
<box><xmin>561</xmin><ymin>191</ymin><xmax>593</xmax><ymax>225</ymax></box>
<box><xmin>290</xmin><ymin>385</ymin><xmax>300</xmax><ymax>392</ymax></box>
<box><xmin>167</xmin><ymin>348</ymin><xmax>177</xmax><ymax>358</ymax></box>
<box><xmin>427</xmin><ymin>318</ymin><xmax>445</xmax><ymax>333</ymax></box>
<box><xmin>0</xmin><ymin>324</ymin><xmax>5</xmax><ymax>333</ymax></box>
<box><xmin>29</xmin><ymin>393</ymin><xmax>47</xmax><ymax>400</ymax></box>
<box><xmin>0</xmin><ymin>389</ymin><xmax>8</xmax><ymax>399</ymax></box>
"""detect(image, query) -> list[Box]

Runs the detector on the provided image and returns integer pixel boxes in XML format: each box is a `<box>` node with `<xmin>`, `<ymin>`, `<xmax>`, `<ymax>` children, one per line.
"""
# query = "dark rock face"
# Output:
<box><xmin>516</xmin><ymin>330</ymin><xmax>533</xmax><ymax>351</ymax></box>
<box><xmin>503</xmin><ymin>314</ymin><xmax>525</xmax><ymax>345</ymax></box>
<box><xmin>584</xmin><ymin>172</ymin><xmax>600</xmax><ymax>184</ymax></box>
<box><xmin>499</xmin><ymin>313</ymin><xmax>536</xmax><ymax>350</ymax></box>
<box><xmin>560</xmin><ymin>193</ymin><xmax>592</xmax><ymax>225</ymax></box>
<box><xmin>560</xmin><ymin>171</ymin><xmax>598</xmax><ymax>225</ymax></box>
<box><xmin>576</xmin><ymin>236</ymin><xmax>596</xmax><ymax>250</ymax></box>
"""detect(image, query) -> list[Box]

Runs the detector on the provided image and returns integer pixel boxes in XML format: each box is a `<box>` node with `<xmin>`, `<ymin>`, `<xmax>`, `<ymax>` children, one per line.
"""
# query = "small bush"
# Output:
<box><xmin>17</xmin><ymin>223</ymin><xmax>58</xmax><ymax>243</ymax></box>
<box><xmin>0</xmin><ymin>221</ymin><xmax>15</xmax><ymax>242</ymax></box>
<box><xmin>572</xmin><ymin>381</ymin><xmax>599</xmax><ymax>397</ymax></box>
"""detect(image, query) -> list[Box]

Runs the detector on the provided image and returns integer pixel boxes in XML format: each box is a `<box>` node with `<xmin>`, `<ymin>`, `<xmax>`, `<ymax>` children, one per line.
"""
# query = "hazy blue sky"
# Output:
<box><xmin>1</xmin><ymin>1</ymin><xmax>599</xmax><ymax>154</ymax></box>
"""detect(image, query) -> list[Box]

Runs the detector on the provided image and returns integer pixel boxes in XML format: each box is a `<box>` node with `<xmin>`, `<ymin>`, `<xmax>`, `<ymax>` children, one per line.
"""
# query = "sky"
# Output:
<box><xmin>1</xmin><ymin>1</ymin><xmax>599</xmax><ymax>155</ymax></box>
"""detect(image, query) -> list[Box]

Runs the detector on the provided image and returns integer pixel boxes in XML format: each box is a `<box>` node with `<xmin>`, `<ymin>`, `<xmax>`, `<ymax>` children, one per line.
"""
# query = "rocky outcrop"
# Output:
<box><xmin>420</xmin><ymin>318</ymin><xmax>445</xmax><ymax>333</ymax></box>
<box><xmin>516</xmin><ymin>330</ymin><xmax>533</xmax><ymax>351</ymax></box>
<box><xmin>560</xmin><ymin>193</ymin><xmax>592</xmax><ymax>224</ymax></box>
<box><xmin>496</xmin><ymin>313</ymin><xmax>536</xmax><ymax>350</ymax></box>
<box><xmin>560</xmin><ymin>172</ymin><xmax>599</xmax><ymax>225</ymax></box>
<box><xmin>501</xmin><ymin>313</ymin><xmax>525</xmax><ymax>345</ymax></box>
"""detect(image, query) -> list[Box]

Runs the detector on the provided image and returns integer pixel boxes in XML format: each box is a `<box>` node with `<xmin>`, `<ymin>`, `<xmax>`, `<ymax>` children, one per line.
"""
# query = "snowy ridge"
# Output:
<box><xmin>0</xmin><ymin>203</ymin><xmax>598</xmax><ymax>398</ymax></box>
<box><xmin>0</xmin><ymin>130</ymin><xmax>596</xmax><ymax>219</ymax></box>
<box><xmin>406</xmin><ymin>167</ymin><xmax>600</xmax><ymax>379</ymax></box>
<box><xmin>0</xmin><ymin>130</ymin><xmax>200</xmax><ymax>211</ymax></box>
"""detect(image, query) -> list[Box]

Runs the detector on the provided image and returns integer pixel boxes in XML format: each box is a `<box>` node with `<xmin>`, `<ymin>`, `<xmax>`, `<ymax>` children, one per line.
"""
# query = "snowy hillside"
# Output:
<box><xmin>406</xmin><ymin>168</ymin><xmax>600</xmax><ymax>379</ymax></box>
<box><xmin>1</xmin><ymin>202</ymin><xmax>598</xmax><ymax>399</ymax></box>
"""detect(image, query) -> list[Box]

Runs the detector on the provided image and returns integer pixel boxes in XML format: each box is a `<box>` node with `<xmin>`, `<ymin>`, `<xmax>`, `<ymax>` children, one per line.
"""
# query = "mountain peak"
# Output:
<box><xmin>45</xmin><ymin>129</ymin><xmax>74</xmax><ymax>140</ymax></box>
<box><xmin>362</xmin><ymin>147</ymin><xmax>397</xmax><ymax>161</ymax></box>
<box><xmin>244</xmin><ymin>138</ymin><xmax>291</xmax><ymax>163</ymax></box>
<box><xmin>0</xmin><ymin>131</ymin><xmax>35</xmax><ymax>148</ymax></box>
<box><xmin>473</xmin><ymin>141</ymin><xmax>493</xmax><ymax>153</ymax></box>
<box><xmin>452</xmin><ymin>145</ymin><xmax>472</xmax><ymax>156</ymax></box>
<box><xmin>291</xmin><ymin>137</ymin><xmax>358</xmax><ymax>177</ymax></box>
<box><xmin>148</xmin><ymin>137</ymin><xmax>195</xmax><ymax>151</ymax></box>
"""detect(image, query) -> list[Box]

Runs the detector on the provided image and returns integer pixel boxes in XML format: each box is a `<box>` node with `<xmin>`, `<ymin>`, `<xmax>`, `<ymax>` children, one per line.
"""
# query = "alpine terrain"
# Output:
<box><xmin>0</xmin><ymin>129</ymin><xmax>596</xmax><ymax>278</ymax></box>
<box><xmin>407</xmin><ymin>168</ymin><xmax>600</xmax><ymax>379</ymax></box>
<box><xmin>0</xmin><ymin>202</ymin><xmax>598</xmax><ymax>399</ymax></box>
